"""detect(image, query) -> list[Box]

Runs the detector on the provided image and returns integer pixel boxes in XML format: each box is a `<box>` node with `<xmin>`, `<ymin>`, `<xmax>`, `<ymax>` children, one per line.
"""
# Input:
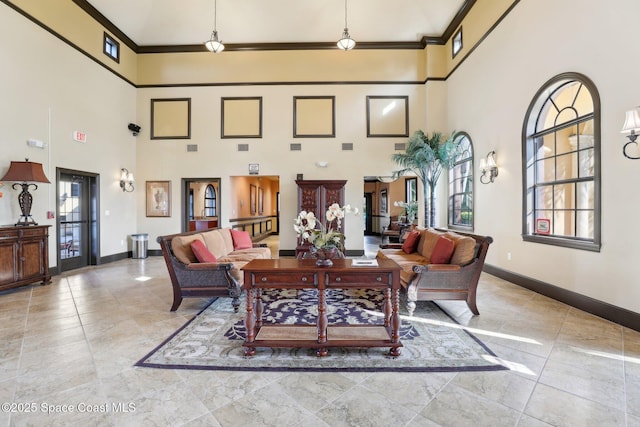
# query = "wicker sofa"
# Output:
<box><xmin>157</xmin><ymin>227</ymin><xmax>271</xmax><ymax>312</ymax></box>
<box><xmin>377</xmin><ymin>228</ymin><xmax>492</xmax><ymax>316</ymax></box>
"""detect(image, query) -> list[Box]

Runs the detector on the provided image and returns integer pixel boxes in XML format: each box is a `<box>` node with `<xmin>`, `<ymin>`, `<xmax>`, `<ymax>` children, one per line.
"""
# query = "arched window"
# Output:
<box><xmin>448</xmin><ymin>132</ymin><xmax>474</xmax><ymax>229</ymax></box>
<box><xmin>522</xmin><ymin>73</ymin><xmax>601</xmax><ymax>251</ymax></box>
<box><xmin>204</xmin><ymin>185</ymin><xmax>216</xmax><ymax>217</ymax></box>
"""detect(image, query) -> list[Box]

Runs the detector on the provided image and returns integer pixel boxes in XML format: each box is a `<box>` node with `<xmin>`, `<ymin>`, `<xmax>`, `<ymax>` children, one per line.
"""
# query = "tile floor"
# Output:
<box><xmin>0</xmin><ymin>235</ymin><xmax>639</xmax><ymax>426</ymax></box>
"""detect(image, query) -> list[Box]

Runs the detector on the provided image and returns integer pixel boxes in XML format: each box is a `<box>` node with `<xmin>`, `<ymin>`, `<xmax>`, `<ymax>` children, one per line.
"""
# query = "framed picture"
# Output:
<box><xmin>151</xmin><ymin>98</ymin><xmax>191</xmax><ymax>140</ymax></box>
<box><xmin>380</xmin><ymin>189</ymin><xmax>388</xmax><ymax>214</ymax></box>
<box><xmin>536</xmin><ymin>218</ymin><xmax>551</xmax><ymax>234</ymax></box>
<box><xmin>221</xmin><ymin>97</ymin><xmax>263</xmax><ymax>138</ymax></box>
<box><xmin>249</xmin><ymin>163</ymin><xmax>259</xmax><ymax>175</ymax></box>
<box><xmin>293</xmin><ymin>96</ymin><xmax>335</xmax><ymax>138</ymax></box>
<box><xmin>146</xmin><ymin>181</ymin><xmax>171</xmax><ymax>217</ymax></box>
<box><xmin>258</xmin><ymin>187</ymin><xmax>264</xmax><ymax>214</ymax></box>
<box><xmin>250</xmin><ymin>184</ymin><xmax>257</xmax><ymax>215</ymax></box>
<box><xmin>366</xmin><ymin>95</ymin><xmax>409</xmax><ymax>137</ymax></box>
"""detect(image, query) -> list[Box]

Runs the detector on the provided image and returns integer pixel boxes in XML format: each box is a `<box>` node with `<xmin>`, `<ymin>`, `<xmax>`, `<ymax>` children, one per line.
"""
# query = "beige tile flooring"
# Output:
<box><xmin>0</xmin><ymin>235</ymin><xmax>639</xmax><ymax>426</ymax></box>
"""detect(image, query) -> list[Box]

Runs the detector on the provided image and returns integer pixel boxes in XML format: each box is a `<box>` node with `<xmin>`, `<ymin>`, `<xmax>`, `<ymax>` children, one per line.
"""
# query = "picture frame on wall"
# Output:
<box><xmin>250</xmin><ymin>184</ymin><xmax>257</xmax><ymax>215</ymax></box>
<box><xmin>146</xmin><ymin>181</ymin><xmax>171</xmax><ymax>217</ymax></box>
<box><xmin>380</xmin><ymin>189</ymin><xmax>388</xmax><ymax>214</ymax></box>
<box><xmin>150</xmin><ymin>98</ymin><xmax>191</xmax><ymax>140</ymax></box>
<box><xmin>258</xmin><ymin>187</ymin><xmax>264</xmax><ymax>214</ymax></box>
<box><xmin>366</xmin><ymin>95</ymin><xmax>409</xmax><ymax>137</ymax></box>
<box><xmin>221</xmin><ymin>97</ymin><xmax>263</xmax><ymax>138</ymax></box>
<box><xmin>293</xmin><ymin>96</ymin><xmax>336</xmax><ymax>138</ymax></box>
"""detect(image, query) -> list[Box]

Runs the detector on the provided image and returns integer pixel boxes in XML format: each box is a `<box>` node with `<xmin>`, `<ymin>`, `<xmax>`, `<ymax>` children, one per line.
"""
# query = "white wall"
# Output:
<box><xmin>0</xmin><ymin>7</ymin><xmax>137</xmax><ymax>267</ymax></box>
<box><xmin>135</xmin><ymin>84</ymin><xmax>427</xmax><ymax>253</ymax></box>
<box><xmin>445</xmin><ymin>0</ymin><xmax>640</xmax><ymax>313</ymax></box>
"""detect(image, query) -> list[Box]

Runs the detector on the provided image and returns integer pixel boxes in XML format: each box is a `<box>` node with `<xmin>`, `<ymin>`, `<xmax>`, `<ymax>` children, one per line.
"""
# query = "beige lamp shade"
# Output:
<box><xmin>621</xmin><ymin>108</ymin><xmax>640</xmax><ymax>134</ymax></box>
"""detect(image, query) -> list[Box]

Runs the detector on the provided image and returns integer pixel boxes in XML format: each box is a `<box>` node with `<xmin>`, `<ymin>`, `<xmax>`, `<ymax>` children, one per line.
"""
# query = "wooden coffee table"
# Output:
<box><xmin>241</xmin><ymin>258</ymin><xmax>402</xmax><ymax>357</ymax></box>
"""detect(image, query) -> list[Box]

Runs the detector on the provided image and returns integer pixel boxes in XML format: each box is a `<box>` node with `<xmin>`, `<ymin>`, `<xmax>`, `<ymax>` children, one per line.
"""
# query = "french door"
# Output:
<box><xmin>57</xmin><ymin>169</ymin><xmax>99</xmax><ymax>272</ymax></box>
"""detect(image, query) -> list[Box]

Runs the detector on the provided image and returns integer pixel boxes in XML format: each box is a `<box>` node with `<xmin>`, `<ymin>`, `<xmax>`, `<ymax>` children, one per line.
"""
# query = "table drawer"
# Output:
<box><xmin>251</xmin><ymin>272</ymin><xmax>318</xmax><ymax>287</ymax></box>
<box><xmin>326</xmin><ymin>272</ymin><xmax>391</xmax><ymax>286</ymax></box>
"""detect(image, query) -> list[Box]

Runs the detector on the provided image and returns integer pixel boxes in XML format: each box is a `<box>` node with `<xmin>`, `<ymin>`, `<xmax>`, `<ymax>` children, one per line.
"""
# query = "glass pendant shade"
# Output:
<box><xmin>205</xmin><ymin>31</ymin><xmax>225</xmax><ymax>53</ymax></box>
<box><xmin>337</xmin><ymin>29</ymin><xmax>356</xmax><ymax>50</ymax></box>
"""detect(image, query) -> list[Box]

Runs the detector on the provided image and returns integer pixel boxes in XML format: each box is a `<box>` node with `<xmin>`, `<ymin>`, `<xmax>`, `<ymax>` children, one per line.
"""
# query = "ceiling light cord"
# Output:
<box><xmin>205</xmin><ymin>0</ymin><xmax>225</xmax><ymax>53</ymax></box>
<box><xmin>337</xmin><ymin>0</ymin><xmax>356</xmax><ymax>50</ymax></box>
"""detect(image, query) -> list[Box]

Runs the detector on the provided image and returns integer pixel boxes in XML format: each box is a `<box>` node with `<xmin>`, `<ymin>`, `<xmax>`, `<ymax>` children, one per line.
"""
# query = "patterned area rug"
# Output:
<box><xmin>135</xmin><ymin>289</ymin><xmax>507</xmax><ymax>372</ymax></box>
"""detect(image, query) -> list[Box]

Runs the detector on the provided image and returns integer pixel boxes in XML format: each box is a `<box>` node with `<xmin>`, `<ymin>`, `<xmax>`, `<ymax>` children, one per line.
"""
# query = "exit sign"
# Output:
<box><xmin>73</xmin><ymin>131</ymin><xmax>87</xmax><ymax>143</ymax></box>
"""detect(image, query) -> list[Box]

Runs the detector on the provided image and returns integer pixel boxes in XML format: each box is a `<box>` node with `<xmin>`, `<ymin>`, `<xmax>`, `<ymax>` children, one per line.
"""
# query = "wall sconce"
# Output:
<box><xmin>479</xmin><ymin>151</ymin><xmax>498</xmax><ymax>184</ymax></box>
<box><xmin>120</xmin><ymin>168</ymin><xmax>134</xmax><ymax>192</ymax></box>
<box><xmin>621</xmin><ymin>107</ymin><xmax>640</xmax><ymax>159</ymax></box>
<box><xmin>0</xmin><ymin>159</ymin><xmax>51</xmax><ymax>225</ymax></box>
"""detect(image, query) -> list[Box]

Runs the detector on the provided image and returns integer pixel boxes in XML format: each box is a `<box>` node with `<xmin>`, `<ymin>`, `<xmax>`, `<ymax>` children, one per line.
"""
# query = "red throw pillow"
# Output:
<box><xmin>401</xmin><ymin>230</ymin><xmax>421</xmax><ymax>254</ymax></box>
<box><xmin>230</xmin><ymin>229</ymin><xmax>252</xmax><ymax>250</ymax></box>
<box><xmin>431</xmin><ymin>236</ymin><xmax>455</xmax><ymax>264</ymax></box>
<box><xmin>190</xmin><ymin>240</ymin><xmax>217</xmax><ymax>263</ymax></box>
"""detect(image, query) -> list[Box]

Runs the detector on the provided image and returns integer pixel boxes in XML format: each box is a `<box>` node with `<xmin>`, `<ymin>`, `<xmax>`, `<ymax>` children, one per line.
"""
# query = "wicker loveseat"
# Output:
<box><xmin>157</xmin><ymin>227</ymin><xmax>271</xmax><ymax>312</ymax></box>
<box><xmin>377</xmin><ymin>228</ymin><xmax>492</xmax><ymax>316</ymax></box>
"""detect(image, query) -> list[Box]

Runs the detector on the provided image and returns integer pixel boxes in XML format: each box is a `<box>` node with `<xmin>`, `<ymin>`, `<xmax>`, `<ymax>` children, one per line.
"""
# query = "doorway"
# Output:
<box><xmin>363</xmin><ymin>192</ymin><xmax>373</xmax><ymax>235</ymax></box>
<box><xmin>57</xmin><ymin>168</ymin><xmax>99</xmax><ymax>272</ymax></box>
<box><xmin>182</xmin><ymin>178</ymin><xmax>221</xmax><ymax>232</ymax></box>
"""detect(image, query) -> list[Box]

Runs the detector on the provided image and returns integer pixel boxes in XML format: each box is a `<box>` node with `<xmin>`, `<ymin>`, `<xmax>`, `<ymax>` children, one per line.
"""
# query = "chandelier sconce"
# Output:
<box><xmin>479</xmin><ymin>151</ymin><xmax>498</xmax><ymax>184</ymax></box>
<box><xmin>337</xmin><ymin>0</ymin><xmax>356</xmax><ymax>50</ymax></box>
<box><xmin>204</xmin><ymin>0</ymin><xmax>225</xmax><ymax>53</ymax></box>
<box><xmin>621</xmin><ymin>107</ymin><xmax>640</xmax><ymax>160</ymax></box>
<box><xmin>120</xmin><ymin>168</ymin><xmax>135</xmax><ymax>192</ymax></box>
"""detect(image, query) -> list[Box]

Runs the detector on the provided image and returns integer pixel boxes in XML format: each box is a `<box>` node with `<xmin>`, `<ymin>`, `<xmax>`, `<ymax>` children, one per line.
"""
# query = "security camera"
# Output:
<box><xmin>128</xmin><ymin>123</ymin><xmax>141</xmax><ymax>136</ymax></box>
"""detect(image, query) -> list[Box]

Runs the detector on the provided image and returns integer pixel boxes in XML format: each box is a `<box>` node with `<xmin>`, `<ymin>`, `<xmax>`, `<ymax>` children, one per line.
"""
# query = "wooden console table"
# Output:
<box><xmin>0</xmin><ymin>225</ymin><xmax>51</xmax><ymax>292</ymax></box>
<box><xmin>242</xmin><ymin>258</ymin><xmax>402</xmax><ymax>357</ymax></box>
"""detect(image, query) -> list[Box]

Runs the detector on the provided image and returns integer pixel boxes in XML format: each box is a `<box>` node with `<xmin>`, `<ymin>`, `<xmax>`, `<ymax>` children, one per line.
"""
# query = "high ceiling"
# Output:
<box><xmin>84</xmin><ymin>0</ymin><xmax>467</xmax><ymax>47</ymax></box>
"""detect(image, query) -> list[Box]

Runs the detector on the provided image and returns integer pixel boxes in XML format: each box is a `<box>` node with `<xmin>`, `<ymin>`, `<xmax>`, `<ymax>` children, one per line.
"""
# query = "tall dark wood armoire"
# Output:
<box><xmin>295</xmin><ymin>180</ymin><xmax>347</xmax><ymax>257</ymax></box>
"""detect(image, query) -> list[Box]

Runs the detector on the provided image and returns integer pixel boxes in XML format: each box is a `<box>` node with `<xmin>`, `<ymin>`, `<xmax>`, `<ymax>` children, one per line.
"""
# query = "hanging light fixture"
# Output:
<box><xmin>337</xmin><ymin>0</ymin><xmax>356</xmax><ymax>50</ymax></box>
<box><xmin>204</xmin><ymin>0</ymin><xmax>225</xmax><ymax>53</ymax></box>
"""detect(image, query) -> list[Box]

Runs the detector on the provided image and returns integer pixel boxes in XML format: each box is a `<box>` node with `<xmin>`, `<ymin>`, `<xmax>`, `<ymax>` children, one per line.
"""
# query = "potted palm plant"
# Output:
<box><xmin>392</xmin><ymin>130</ymin><xmax>459</xmax><ymax>228</ymax></box>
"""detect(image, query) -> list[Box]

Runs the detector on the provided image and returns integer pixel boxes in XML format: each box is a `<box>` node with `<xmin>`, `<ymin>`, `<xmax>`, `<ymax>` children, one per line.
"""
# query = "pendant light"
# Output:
<box><xmin>204</xmin><ymin>0</ymin><xmax>225</xmax><ymax>53</ymax></box>
<box><xmin>337</xmin><ymin>0</ymin><xmax>356</xmax><ymax>50</ymax></box>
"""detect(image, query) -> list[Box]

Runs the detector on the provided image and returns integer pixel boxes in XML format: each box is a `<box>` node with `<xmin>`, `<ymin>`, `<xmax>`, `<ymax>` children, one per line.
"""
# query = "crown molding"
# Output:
<box><xmin>70</xmin><ymin>0</ymin><xmax>476</xmax><ymax>53</ymax></box>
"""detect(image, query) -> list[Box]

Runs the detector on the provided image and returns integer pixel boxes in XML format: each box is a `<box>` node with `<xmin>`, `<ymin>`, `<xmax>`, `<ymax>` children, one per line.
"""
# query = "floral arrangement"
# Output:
<box><xmin>294</xmin><ymin>203</ymin><xmax>359</xmax><ymax>251</ymax></box>
<box><xmin>394</xmin><ymin>200</ymin><xmax>418</xmax><ymax>222</ymax></box>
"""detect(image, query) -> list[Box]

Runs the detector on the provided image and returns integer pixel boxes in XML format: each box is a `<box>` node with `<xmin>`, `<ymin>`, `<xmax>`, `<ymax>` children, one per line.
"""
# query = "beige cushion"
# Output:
<box><xmin>445</xmin><ymin>232</ymin><xmax>477</xmax><ymax>266</ymax></box>
<box><xmin>419</xmin><ymin>228</ymin><xmax>446</xmax><ymax>260</ymax></box>
<box><xmin>171</xmin><ymin>234</ymin><xmax>205</xmax><ymax>264</ymax></box>
<box><xmin>218</xmin><ymin>228</ymin><xmax>236</xmax><ymax>254</ymax></box>
<box><xmin>232</xmin><ymin>247</ymin><xmax>272</xmax><ymax>259</ymax></box>
<box><xmin>377</xmin><ymin>249</ymin><xmax>428</xmax><ymax>288</ymax></box>
<box><xmin>201</xmin><ymin>229</ymin><xmax>229</xmax><ymax>259</ymax></box>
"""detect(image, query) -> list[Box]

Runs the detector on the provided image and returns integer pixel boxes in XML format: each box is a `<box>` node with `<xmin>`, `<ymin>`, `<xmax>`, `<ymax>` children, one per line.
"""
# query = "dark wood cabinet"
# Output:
<box><xmin>0</xmin><ymin>225</ymin><xmax>51</xmax><ymax>291</ymax></box>
<box><xmin>295</xmin><ymin>180</ymin><xmax>346</xmax><ymax>256</ymax></box>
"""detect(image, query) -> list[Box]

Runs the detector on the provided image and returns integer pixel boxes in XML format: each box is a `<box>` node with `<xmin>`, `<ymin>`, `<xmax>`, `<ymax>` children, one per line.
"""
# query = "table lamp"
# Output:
<box><xmin>0</xmin><ymin>159</ymin><xmax>50</xmax><ymax>226</ymax></box>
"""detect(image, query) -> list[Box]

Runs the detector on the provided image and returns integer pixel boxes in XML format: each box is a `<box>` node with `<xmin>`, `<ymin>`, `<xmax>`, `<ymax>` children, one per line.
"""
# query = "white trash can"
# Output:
<box><xmin>131</xmin><ymin>233</ymin><xmax>149</xmax><ymax>259</ymax></box>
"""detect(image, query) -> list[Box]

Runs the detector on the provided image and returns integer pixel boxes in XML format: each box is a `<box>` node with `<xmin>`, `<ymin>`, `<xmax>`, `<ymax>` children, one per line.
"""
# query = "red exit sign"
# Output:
<box><xmin>73</xmin><ymin>131</ymin><xmax>87</xmax><ymax>143</ymax></box>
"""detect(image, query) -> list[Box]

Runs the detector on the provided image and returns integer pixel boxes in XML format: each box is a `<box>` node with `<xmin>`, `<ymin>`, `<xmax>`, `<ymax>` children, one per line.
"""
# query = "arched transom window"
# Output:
<box><xmin>448</xmin><ymin>132</ymin><xmax>474</xmax><ymax>229</ymax></box>
<box><xmin>204</xmin><ymin>184</ymin><xmax>217</xmax><ymax>217</ymax></box>
<box><xmin>522</xmin><ymin>73</ymin><xmax>601</xmax><ymax>251</ymax></box>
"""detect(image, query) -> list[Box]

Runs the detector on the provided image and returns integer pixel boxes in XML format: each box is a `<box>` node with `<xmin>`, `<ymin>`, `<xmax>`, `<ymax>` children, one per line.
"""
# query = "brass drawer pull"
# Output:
<box><xmin>376</xmin><ymin>277</ymin><xmax>382</xmax><ymax>282</ymax></box>
<box><xmin>261</xmin><ymin>277</ymin><xmax>267</xmax><ymax>282</ymax></box>
<box><xmin>301</xmin><ymin>277</ymin><xmax>308</xmax><ymax>282</ymax></box>
<box><xmin>335</xmin><ymin>277</ymin><xmax>341</xmax><ymax>282</ymax></box>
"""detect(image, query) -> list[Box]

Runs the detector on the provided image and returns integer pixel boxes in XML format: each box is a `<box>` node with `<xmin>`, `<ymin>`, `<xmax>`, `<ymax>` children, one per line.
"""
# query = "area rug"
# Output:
<box><xmin>135</xmin><ymin>289</ymin><xmax>507</xmax><ymax>372</ymax></box>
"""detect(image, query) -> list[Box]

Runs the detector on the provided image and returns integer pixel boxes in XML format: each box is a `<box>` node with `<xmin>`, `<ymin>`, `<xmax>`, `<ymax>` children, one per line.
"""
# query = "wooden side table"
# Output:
<box><xmin>241</xmin><ymin>258</ymin><xmax>402</xmax><ymax>357</ymax></box>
